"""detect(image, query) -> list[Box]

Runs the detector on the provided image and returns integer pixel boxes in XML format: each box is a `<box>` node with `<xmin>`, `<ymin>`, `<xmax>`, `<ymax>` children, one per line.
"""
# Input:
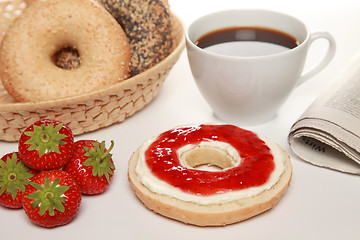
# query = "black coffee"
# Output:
<box><xmin>195</xmin><ymin>27</ymin><xmax>299</xmax><ymax>57</ymax></box>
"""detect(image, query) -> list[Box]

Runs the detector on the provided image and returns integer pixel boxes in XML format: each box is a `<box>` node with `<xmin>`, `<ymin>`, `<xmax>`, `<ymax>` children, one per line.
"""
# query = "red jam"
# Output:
<box><xmin>145</xmin><ymin>124</ymin><xmax>274</xmax><ymax>196</ymax></box>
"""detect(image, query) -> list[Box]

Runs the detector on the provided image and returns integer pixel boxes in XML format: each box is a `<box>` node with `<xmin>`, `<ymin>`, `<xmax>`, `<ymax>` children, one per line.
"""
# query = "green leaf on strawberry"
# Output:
<box><xmin>23</xmin><ymin>170</ymin><xmax>81</xmax><ymax>228</ymax></box>
<box><xmin>0</xmin><ymin>152</ymin><xmax>35</xmax><ymax>208</ymax></box>
<box><xmin>0</xmin><ymin>153</ymin><xmax>33</xmax><ymax>199</ymax></box>
<box><xmin>83</xmin><ymin>140</ymin><xmax>115</xmax><ymax>183</ymax></box>
<box><xmin>26</xmin><ymin>176</ymin><xmax>70</xmax><ymax>216</ymax></box>
<box><xmin>24</xmin><ymin>122</ymin><xmax>67</xmax><ymax>157</ymax></box>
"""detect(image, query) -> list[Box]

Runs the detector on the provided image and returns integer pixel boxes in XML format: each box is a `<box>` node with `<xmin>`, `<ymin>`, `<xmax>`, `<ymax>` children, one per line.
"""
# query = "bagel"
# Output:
<box><xmin>128</xmin><ymin>124</ymin><xmax>292</xmax><ymax>226</ymax></box>
<box><xmin>0</xmin><ymin>0</ymin><xmax>131</xmax><ymax>102</ymax></box>
<box><xmin>98</xmin><ymin>0</ymin><xmax>173</xmax><ymax>76</ymax></box>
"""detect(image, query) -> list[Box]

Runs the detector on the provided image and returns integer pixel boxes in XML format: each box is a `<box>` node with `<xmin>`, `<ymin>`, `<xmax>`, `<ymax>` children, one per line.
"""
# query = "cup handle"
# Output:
<box><xmin>296</xmin><ymin>31</ymin><xmax>336</xmax><ymax>87</ymax></box>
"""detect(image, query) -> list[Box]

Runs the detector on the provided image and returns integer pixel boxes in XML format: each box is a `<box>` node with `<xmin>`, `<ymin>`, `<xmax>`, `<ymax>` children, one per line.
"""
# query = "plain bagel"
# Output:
<box><xmin>0</xmin><ymin>0</ymin><xmax>131</xmax><ymax>102</ymax></box>
<box><xmin>128</xmin><ymin>124</ymin><xmax>292</xmax><ymax>226</ymax></box>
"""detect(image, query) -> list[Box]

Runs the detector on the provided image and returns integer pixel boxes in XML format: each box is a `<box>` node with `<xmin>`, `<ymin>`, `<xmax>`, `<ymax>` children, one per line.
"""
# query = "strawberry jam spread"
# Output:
<box><xmin>145</xmin><ymin>124</ymin><xmax>275</xmax><ymax>196</ymax></box>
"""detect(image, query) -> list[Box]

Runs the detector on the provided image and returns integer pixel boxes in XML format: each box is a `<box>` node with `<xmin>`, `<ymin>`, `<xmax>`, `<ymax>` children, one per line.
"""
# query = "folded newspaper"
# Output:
<box><xmin>288</xmin><ymin>55</ymin><xmax>360</xmax><ymax>175</ymax></box>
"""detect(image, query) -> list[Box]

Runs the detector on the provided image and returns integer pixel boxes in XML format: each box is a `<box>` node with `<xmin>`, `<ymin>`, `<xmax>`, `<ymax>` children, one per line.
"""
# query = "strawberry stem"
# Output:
<box><xmin>100</xmin><ymin>140</ymin><xmax>114</xmax><ymax>160</ymax></box>
<box><xmin>40</xmin><ymin>133</ymin><xmax>50</xmax><ymax>143</ymax></box>
<box><xmin>45</xmin><ymin>191</ymin><xmax>54</xmax><ymax>200</ymax></box>
<box><xmin>8</xmin><ymin>173</ymin><xmax>17</xmax><ymax>181</ymax></box>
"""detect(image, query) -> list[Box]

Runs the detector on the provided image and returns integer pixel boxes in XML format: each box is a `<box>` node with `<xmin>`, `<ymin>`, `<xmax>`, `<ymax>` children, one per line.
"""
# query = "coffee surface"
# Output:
<box><xmin>196</xmin><ymin>26</ymin><xmax>299</xmax><ymax>49</ymax></box>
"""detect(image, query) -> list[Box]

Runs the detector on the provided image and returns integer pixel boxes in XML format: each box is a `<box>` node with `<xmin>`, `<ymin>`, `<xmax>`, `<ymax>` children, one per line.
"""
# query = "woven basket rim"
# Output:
<box><xmin>0</xmin><ymin>13</ymin><xmax>185</xmax><ymax>112</ymax></box>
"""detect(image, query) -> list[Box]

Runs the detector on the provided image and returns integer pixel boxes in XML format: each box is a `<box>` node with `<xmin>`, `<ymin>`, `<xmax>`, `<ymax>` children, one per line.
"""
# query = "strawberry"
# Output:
<box><xmin>0</xmin><ymin>152</ymin><xmax>37</xmax><ymax>209</ymax></box>
<box><xmin>22</xmin><ymin>170</ymin><xmax>81</xmax><ymax>228</ymax></box>
<box><xmin>64</xmin><ymin>140</ymin><xmax>115</xmax><ymax>194</ymax></box>
<box><xmin>18</xmin><ymin>119</ymin><xmax>74</xmax><ymax>171</ymax></box>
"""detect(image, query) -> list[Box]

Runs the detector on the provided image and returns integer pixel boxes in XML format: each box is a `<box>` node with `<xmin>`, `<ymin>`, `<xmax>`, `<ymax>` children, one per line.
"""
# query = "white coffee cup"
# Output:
<box><xmin>186</xmin><ymin>9</ymin><xmax>336</xmax><ymax>125</ymax></box>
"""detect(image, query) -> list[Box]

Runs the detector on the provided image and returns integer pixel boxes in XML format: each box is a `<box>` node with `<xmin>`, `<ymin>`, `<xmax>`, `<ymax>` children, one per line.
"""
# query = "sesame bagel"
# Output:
<box><xmin>98</xmin><ymin>0</ymin><xmax>173</xmax><ymax>76</ymax></box>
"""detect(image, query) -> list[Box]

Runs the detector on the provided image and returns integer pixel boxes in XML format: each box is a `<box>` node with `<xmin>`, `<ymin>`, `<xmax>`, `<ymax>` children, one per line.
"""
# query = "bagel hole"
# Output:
<box><xmin>52</xmin><ymin>47</ymin><xmax>81</xmax><ymax>70</ymax></box>
<box><xmin>180</xmin><ymin>147</ymin><xmax>237</xmax><ymax>172</ymax></box>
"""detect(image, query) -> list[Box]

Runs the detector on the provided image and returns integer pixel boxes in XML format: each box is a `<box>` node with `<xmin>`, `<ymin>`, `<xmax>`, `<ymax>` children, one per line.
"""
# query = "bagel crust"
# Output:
<box><xmin>98</xmin><ymin>0</ymin><xmax>173</xmax><ymax>76</ymax></box>
<box><xmin>128</xmin><ymin>125</ymin><xmax>292</xmax><ymax>226</ymax></box>
<box><xmin>0</xmin><ymin>0</ymin><xmax>131</xmax><ymax>102</ymax></box>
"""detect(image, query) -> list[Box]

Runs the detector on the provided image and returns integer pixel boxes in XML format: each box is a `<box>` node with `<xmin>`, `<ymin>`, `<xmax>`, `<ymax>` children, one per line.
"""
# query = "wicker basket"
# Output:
<box><xmin>0</xmin><ymin>0</ymin><xmax>185</xmax><ymax>141</ymax></box>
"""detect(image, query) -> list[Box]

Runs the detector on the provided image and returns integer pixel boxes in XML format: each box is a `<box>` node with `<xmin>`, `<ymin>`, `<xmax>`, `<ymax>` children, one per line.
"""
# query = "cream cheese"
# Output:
<box><xmin>135</xmin><ymin>134</ymin><xmax>285</xmax><ymax>205</ymax></box>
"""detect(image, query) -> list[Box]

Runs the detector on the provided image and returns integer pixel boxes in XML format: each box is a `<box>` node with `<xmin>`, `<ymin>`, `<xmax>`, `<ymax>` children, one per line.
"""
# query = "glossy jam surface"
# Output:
<box><xmin>145</xmin><ymin>125</ymin><xmax>274</xmax><ymax>195</ymax></box>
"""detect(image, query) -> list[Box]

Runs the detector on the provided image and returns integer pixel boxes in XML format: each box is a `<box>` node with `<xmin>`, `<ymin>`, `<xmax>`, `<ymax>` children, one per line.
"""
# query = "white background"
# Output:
<box><xmin>1</xmin><ymin>0</ymin><xmax>360</xmax><ymax>239</ymax></box>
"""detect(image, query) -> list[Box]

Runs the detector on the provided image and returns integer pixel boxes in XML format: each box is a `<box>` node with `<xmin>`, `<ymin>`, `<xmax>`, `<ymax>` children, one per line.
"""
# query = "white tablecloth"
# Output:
<box><xmin>1</xmin><ymin>0</ymin><xmax>359</xmax><ymax>239</ymax></box>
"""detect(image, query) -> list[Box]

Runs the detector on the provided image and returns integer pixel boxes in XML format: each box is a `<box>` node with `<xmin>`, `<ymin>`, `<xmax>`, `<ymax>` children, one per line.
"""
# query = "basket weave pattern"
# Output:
<box><xmin>0</xmin><ymin>0</ymin><xmax>185</xmax><ymax>141</ymax></box>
